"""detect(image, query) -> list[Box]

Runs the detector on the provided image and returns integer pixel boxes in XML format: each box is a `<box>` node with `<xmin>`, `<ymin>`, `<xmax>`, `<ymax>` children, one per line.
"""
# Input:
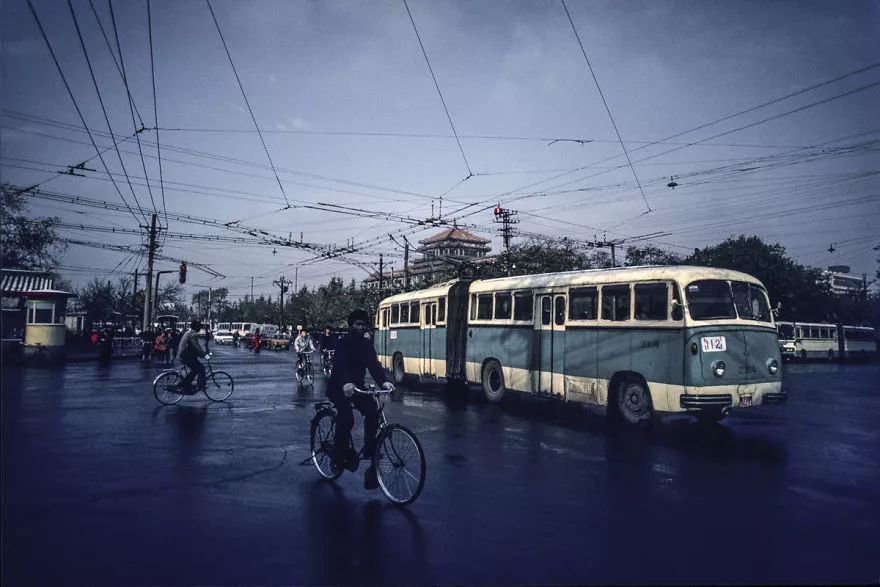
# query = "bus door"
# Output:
<box><xmin>378</xmin><ymin>308</ymin><xmax>390</xmax><ymax>370</ymax></box>
<box><xmin>536</xmin><ymin>293</ymin><xmax>567</xmax><ymax>398</ymax></box>
<box><xmin>420</xmin><ymin>301</ymin><xmax>437</xmax><ymax>376</ymax></box>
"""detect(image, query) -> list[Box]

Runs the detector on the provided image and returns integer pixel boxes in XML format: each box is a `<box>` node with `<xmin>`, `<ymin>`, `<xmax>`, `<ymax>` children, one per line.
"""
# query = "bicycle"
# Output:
<box><xmin>321</xmin><ymin>349</ymin><xmax>335</xmax><ymax>377</ymax></box>
<box><xmin>309</xmin><ymin>385</ymin><xmax>426</xmax><ymax>505</ymax></box>
<box><xmin>296</xmin><ymin>351</ymin><xmax>314</xmax><ymax>384</ymax></box>
<box><xmin>152</xmin><ymin>354</ymin><xmax>234</xmax><ymax>405</ymax></box>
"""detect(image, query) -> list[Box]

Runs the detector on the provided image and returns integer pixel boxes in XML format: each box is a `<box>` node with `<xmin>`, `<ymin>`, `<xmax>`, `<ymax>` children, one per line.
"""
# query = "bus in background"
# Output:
<box><xmin>230</xmin><ymin>322</ymin><xmax>255</xmax><ymax>337</ymax></box>
<box><xmin>376</xmin><ymin>266</ymin><xmax>785</xmax><ymax>425</ymax></box>
<box><xmin>155</xmin><ymin>314</ymin><xmax>180</xmax><ymax>331</ymax></box>
<box><xmin>843</xmin><ymin>326</ymin><xmax>877</xmax><ymax>360</ymax></box>
<box><xmin>777</xmin><ymin>322</ymin><xmax>877</xmax><ymax>361</ymax></box>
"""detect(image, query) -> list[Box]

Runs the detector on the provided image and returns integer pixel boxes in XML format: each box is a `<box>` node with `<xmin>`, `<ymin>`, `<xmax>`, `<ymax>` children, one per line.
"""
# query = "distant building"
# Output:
<box><xmin>825</xmin><ymin>265</ymin><xmax>865</xmax><ymax>296</ymax></box>
<box><xmin>1</xmin><ymin>268</ymin><xmax>75</xmax><ymax>361</ymax></box>
<box><xmin>364</xmin><ymin>227</ymin><xmax>495</xmax><ymax>291</ymax></box>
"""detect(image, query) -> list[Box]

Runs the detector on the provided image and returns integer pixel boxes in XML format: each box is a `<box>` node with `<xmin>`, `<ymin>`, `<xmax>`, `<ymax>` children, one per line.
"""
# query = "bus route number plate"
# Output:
<box><xmin>701</xmin><ymin>336</ymin><xmax>726</xmax><ymax>352</ymax></box>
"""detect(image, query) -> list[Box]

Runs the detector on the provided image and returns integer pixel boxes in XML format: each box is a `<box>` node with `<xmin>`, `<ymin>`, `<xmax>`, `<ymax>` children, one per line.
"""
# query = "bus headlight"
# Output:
<box><xmin>712</xmin><ymin>360</ymin><xmax>726</xmax><ymax>377</ymax></box>
<box><xmin>767</xmin><ymin>358</ymin><xmax>779</xmax><ymax>374</ymax></box>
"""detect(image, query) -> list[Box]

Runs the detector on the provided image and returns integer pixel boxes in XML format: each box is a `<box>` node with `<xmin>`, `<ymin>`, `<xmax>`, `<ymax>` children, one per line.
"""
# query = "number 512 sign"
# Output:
<box><xmin>701</xmin><ymin>336</ymin><xmax>727</xmax><ymax>352</ymax></box>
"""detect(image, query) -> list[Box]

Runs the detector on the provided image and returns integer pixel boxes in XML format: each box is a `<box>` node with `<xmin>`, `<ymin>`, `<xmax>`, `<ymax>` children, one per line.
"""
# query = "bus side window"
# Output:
<box><xmin>601</xmin><ymin>285</ymin><xmax>631</xmax><ymax>321</ymax></box>
<box><xmin>541</xmin><ymin>297</ymin><xmax>551</xmax><ymax>325</ymax></box>
<box><xmin>635</xmin><ymin>283</ymin><xmax>667</xmax><ymax>320</ymax></box>
<box><xmin>400</xmin><ymin>303</ymin><xmax>410</xmax><ymax>323</ymax></box>
<box><xmin>470</xmin><ymin>295</ymin><xmax>477</xmax><ymax>320</ymax></box>
<box><xmin>494</xmin><ymin>292</ymin><xmax>512</xmax><ymax>320</ymax></box>
<box><xmin>477</xmin><ymin>294</ymin><xmax>492</xmax><ymax>320</ymax></box>
<box><xmin>569</xmin><ymin>287</ymin><xmax>597</xmax><ymax>320</ymax></box>
<box><xmin>513</xmin><ymin>291</ymin><xmax>533</xmax><ymax>321</ymax></box>
<box><xmin>438</xmin><ymin>297</ymin><xmax>446</xmax><ymax>323</ymax></box>
<box><xmin>411</xmin><ymin>302</ymin><xmax>420</xmax><ymax>324</ymax></box>
<box><xmin>391</xmin><ymin>304</ymin><xmax>400</xmax><ymax>325</ymax></box>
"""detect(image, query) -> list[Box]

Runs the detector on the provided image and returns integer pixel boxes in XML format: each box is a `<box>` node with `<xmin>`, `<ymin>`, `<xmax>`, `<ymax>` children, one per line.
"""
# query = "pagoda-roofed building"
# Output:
<box><xmin>363</xmin><ymin>226</ymin><xmax>494</xmax><ymax>292</ymax></box>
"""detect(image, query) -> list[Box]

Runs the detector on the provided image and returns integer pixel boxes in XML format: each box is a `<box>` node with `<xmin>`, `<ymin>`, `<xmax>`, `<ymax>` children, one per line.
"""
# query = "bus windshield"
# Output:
<box><xmin>686</xmin><ymin>279</ymin><xmax>772</xmax><ymax>322</ymax></box>
<box><xmin>685</xmin><ymin>280</ymin><xmax>736</xmax><ymax>320</ymax></box>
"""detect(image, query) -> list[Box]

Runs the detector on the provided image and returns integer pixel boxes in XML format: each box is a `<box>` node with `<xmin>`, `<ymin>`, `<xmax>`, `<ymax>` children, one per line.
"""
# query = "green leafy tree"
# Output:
<box><xmin>624</xmin><ymin>245</ymin><xmax>684</xmax><ymax>267</ymax></box>
<box><xmin>1</xmin><ymin>184</ymin><xmax>67</xmax><ymax>269</ymax></box>
<box><xmin>685</xmin><ymin>235</ymin><xmax>832</xmax><ymax>321</ymax></box>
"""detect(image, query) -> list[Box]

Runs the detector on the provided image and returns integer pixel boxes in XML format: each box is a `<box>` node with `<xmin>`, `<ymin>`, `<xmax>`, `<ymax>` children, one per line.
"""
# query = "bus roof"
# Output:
<box><xmin>468</xmin><ymin>265</ymin><xmax>765</xmax><ymax>294</ymax></box>
<box><xmin>379</xmin><ymin>280</ymin><xmax>459</xmax><ymax>305</ymax></box>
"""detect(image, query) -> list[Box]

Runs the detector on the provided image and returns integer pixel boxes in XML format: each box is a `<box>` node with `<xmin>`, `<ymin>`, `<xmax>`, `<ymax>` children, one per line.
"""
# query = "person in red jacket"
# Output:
<box><xmin>251</xmin><ymin>328</ymin><xmax>262</xmax><ymax>354</ymax></box>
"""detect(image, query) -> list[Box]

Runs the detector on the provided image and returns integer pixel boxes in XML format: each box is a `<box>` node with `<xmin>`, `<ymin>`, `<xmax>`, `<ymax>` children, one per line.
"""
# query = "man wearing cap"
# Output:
<box><xmin>327</xmin><ymin>309</ymin><xmax>395</xmax><ymax>490</ymax></box>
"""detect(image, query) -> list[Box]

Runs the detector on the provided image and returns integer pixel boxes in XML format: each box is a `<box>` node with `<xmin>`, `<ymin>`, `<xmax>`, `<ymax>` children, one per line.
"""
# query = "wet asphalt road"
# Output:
<box><xmin>2</xmin><ymin>346</ymin><xmax>879</xmax><ymax>585</ymax></box>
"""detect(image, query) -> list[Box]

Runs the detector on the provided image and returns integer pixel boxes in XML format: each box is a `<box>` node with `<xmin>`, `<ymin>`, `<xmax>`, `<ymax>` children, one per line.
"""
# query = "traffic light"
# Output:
<box><xmin>179</xmin><ymin>262</ymin><xmax>187</xmax><ymax>284</ymax></box>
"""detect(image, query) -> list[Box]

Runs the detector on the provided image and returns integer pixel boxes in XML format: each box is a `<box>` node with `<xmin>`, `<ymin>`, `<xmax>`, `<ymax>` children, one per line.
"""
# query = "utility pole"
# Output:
<box><xmin>403</xmin><ymin>237</ymin><xmax>411</xmax><ymax>291</ymax></box>
<box><xmin>273</xmin><ymin>276</ymin><xmax>291</xmax><ymax>329</ymax></box>
<box><xmin>610</xmin><ymin>243</ymin><xmax>617</xmax><ymax>267</ymax></box>
<box><xmin>493</xmin><ymin>205</ymin><xmax>519</xmax><ymax>276</ymax></box>
<box><xmin>142</xmin><ymin>213</ymin><xmax>159</xmax><ymax>330</ymax></box>
<box><xmin>207</xmin><ymin>288</ymin><xmax>212</xmax><ymax>323</ymax></box>
<box><xmin>378</xmin><ymin>253</ymin><xmax>384</xmax><ymax>293</ymax></box>
<box><xmin>250</xmin><ymin>276</ymin><xmax>254</xmax><ymax>300</ymax></box>
<box><xmin>132</xmin><ymin>269</ymin><xmax>138</xmax><ymax>330</ymax></box>
<box><xmin>294</xmin><ymin>267</ymin><xmax>298</xmax><ymax>292</ymax></box>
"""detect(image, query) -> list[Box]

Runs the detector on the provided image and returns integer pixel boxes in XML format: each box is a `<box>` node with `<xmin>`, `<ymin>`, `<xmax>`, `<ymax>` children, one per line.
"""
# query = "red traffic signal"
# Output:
<box><xmin>179</xmin><ymin>262</ymin><xmax>187</xmax><ymax>284</ymax></box>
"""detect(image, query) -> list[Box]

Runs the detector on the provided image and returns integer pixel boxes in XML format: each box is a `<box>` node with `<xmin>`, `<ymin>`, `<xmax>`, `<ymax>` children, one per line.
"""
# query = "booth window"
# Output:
<box><xmin>27</xmin><ymin>300</ymin><xmax>55</xmax><ymax>324</ymax></box>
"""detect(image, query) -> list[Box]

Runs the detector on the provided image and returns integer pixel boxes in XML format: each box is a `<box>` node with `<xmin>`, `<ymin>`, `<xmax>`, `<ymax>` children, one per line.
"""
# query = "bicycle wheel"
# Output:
<box><xmin>373</xmin><ymin>424</ymin><xmax>426</xmax><ymax>505</ymax></box>
<box><xmin>310</xmin><ymin>409</ymin><xmax>343</xmax><ymax>480</ymax></box>
<box><xmin>153</xmin><ymin>371</ymin><xmax>184</xmax><ymax>405</ymax></box>
<box><xmin>296</xmin><ymin>362</ymin><xmax>304</xmax><ymax>382</ymax></box>
<box><xmin>306</xmin><ymin>361</ymin><xmax>314</xmax><ymax>384</ymax></box>
<box><xmin>205</xmin><ymin>371</ymin><xmax>234</xmax><ymax>401</ymax></box>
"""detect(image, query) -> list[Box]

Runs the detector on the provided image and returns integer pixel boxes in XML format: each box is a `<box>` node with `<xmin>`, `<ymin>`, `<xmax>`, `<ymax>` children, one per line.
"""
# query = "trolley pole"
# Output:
<box><xmin>493</xmin><ymin>205</ymin><xmax>519</xmax><ymax>276</ymax></box>
<box><xmin>273</xmin><ymin>276</ymin><xmax>291</xmax><ymax>330</ymax></box>
<box><xmin>142</xmin><ymin>213</ymin><xmax>159</xmax><ymax>331</ymax></box>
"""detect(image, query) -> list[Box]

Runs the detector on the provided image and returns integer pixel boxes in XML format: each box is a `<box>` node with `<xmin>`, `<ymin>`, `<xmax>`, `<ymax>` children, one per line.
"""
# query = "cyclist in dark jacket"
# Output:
<box><xmin>177</xmin><ymin>320</ymin><xmax>207</xmax><ymax>392</ymax></box>
<box><xmin>327</xmin><ymin>309</ymin><xmax>394</xmax><ymax>489</ymax></box>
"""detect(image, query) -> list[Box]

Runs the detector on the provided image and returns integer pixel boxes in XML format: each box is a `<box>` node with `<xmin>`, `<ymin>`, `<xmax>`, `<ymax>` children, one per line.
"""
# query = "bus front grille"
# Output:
<box><xmin>680</xmin><ymin>394</ymin><xmax>733</xmax><ymax>409</ymax></box>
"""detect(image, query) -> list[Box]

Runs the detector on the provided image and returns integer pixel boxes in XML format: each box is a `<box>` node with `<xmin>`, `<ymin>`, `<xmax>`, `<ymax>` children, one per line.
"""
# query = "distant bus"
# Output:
<box><xmin>230</xmin><ymin>322</ymin><xmax>255</xmax><ymax>336</ymax></box>
<box><xmin>155</xmin><ymin>315</ymin><xmax>180</xmax><ymax>331</ymax></box>
<box><xmin>216</xmin><ymin>322</ymin><xmax>231</xmax><ymax>333</ymax></box>
<box><xmin>776</xmin><ymin>322</ymin><xmax>877</xmax><ymax>360</ymax></box>
<box><xmin>376</xmin><ymin>266</ymin><xmax>785</xmax><ymax>424</ymax></box>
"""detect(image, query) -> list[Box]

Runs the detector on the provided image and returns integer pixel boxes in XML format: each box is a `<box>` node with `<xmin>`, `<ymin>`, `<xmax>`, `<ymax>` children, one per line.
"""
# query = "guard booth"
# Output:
<box><xmin>1</xmin><ymin>269</ymin><xmax>76</xmax><ymax>364</ymax></box>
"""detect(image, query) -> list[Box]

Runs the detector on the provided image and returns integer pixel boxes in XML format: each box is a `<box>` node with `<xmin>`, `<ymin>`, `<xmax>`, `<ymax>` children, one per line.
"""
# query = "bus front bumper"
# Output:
<box><xmin>677</xmin><ymin>381</ymin><xmax>785</xmax><ymax>412</ymax></box>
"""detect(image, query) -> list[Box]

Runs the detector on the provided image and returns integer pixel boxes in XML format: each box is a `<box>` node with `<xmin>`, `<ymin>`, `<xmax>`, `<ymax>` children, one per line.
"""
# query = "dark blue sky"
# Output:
<box><xmin>2</xmin><ymin>0</ymin><xmax>878</xmax><ymax>296</ymax></box>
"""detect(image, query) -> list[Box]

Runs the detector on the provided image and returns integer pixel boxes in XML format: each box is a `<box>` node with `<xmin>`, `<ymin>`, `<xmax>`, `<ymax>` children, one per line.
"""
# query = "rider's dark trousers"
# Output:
<box><xmin>328</xmin><ymin>388</ymin><xmax>379</xmax><ymax>459</ymax></box>
<box><xmin>181</xmin><ymin>356</ymin><xmax>206</xmax><ymax>389</ymax></box>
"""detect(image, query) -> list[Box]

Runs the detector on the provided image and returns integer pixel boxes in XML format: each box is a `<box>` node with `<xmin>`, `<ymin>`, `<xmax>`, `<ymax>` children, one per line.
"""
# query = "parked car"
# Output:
<box><xmin>213</xmin><ymin>330</ymin><xmax>234</xmax><ymax>345</ymax></box>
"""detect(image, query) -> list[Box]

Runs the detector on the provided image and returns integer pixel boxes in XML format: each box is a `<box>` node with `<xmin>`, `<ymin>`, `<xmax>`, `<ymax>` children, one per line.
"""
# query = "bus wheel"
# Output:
<box><xmin>392</xmin><ymin>353</ymin><xmax>406</xmax><ymax>385</ymax></box>
<box><xmin>617</xmin><ymin>378</ymin><xmax>653</xmax><ymax>425</ymax></box>
<box><xmin>482</xmin><ymin>360</ymin><xmax>505</xmax><ymax>403</ymax></box>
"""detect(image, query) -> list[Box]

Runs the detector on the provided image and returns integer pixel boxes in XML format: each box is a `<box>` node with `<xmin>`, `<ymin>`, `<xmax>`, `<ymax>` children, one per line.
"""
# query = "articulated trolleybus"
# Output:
<box><xmin>375</xmin><ymin>266</ymin><xmax>786</xmax><ymax>424</ymax></box>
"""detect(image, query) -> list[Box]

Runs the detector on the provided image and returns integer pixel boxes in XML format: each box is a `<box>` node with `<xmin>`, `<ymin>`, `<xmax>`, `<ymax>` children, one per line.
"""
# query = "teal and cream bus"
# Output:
<box><xmin>777</xmin><ymin>321</ymin><xmax>877</xmax><ymax>361</ymax></box>
<box><xmin>375</xmin><ymin>266</ymin><xmax>786</xmax><ymax>424</ymax></box>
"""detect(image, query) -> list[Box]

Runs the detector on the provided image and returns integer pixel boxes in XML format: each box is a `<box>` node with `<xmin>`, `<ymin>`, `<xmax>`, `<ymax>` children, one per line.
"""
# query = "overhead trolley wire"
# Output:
<box><xmin>108</xmin><ymin>0</ymin><xmax>159</xmax><ymax>219</ymax></box>
<box><xmin>205</xmin><ymin>0</ymin><xmax>291</xmax><ymax>209</ymax></box>
<box><xmin>24</xmin><ymin>0</ymin><xmax>144</xmax><ymax>226</ymax></box>
<box><xmin>560</xmin><ymin>0</ymin><xmax>651</xmax><ymax>213</ymax></box>
<box><xmin>66</xmin><ymin>0</ymin><xmax>151</xmax><ymax>222</ymax></box>
<box><xmin>402</xmin><ymin>0</ymin><xmax>473</xmax><ymax>177</ymax></box>
<box><xmin>147</xmin><ymin>0</ymin><xmax>168</xmax><ymax>237</ymax></box>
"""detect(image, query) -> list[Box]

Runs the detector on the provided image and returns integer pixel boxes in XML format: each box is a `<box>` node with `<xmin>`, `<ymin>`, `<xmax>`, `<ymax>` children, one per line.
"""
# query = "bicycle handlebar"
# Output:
<box><xmin>353</xmin><ymin>386</ymin><xmax>391</xmax><ymax>395</ymax></box>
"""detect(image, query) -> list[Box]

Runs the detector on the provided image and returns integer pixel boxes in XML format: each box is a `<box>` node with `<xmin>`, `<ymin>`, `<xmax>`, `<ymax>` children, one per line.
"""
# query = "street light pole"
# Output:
<box><xmin>273</xmin><ymin>276</ymin><xmax>291</xmax><ymax>330</ymax></box>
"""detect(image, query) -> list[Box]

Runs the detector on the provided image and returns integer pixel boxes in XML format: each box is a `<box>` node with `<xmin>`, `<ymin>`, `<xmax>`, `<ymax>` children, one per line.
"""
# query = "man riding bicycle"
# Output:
<box><xmin>176</xmin><ymin>319</ymin><xmax>207</xmax><ymax>393</ymax></box>
<box><xmin>294</xmin><ymin>329</ymin><xmax>315</xmax><ymax>372</ymax></box>
<box><xmin>327</xmin><ymin>309</ymin><xmax>394</xmax><ymax>490</ymax></box>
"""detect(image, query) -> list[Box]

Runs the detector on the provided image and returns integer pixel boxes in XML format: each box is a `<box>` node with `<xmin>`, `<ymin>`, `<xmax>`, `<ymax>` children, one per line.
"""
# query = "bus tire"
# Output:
<box><xmin>392</xmin><ymin>353</ymin><xmax>406</xmax><ymax>385</ymax></box>
<box><xmin>481</xmin><ymin>360</ymin><xmax>505</xmax><ymax>403</ymax></box>
<box><xmin>617</xmin><ymin>377</ymin><xmax>653</xmax><ymax>425</ymax></box>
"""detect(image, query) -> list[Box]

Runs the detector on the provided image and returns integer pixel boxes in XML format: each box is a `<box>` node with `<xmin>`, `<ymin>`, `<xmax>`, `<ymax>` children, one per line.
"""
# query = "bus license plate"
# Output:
<box><xmin>740</xmin><ymin>396</ymin><xmax>752</xmax><ymax>407</ymax></box>
<box><xmin>701</xmin><ymin>336</ymin><xmax>727</xmax><ymax>352</ymax></box>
